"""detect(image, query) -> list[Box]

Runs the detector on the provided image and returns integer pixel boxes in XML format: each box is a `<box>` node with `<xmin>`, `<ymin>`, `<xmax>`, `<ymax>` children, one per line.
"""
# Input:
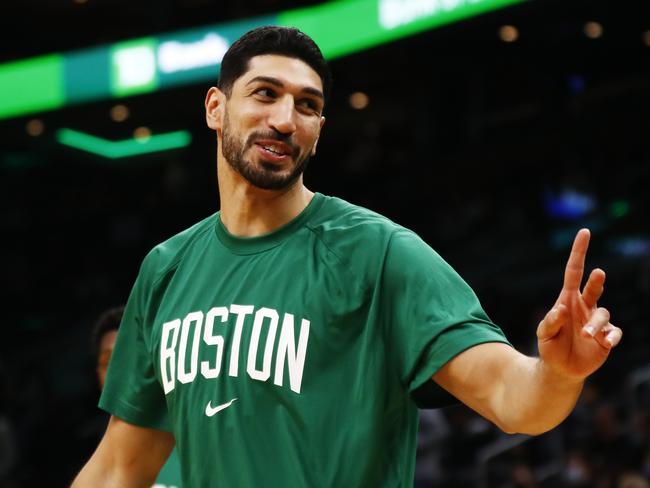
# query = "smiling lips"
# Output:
<box><xmin>254</xmin><ymin>139</ymin><xmax>294</xmax><ymax>162</ymax></box>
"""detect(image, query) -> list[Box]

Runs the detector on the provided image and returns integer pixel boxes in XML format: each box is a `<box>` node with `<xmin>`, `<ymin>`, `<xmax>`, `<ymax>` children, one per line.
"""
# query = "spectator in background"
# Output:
<box><xmin>85</xmin><ymin>306</ymin><xmax>182</xmax><ymax>488</ymax></box>
<box><xmin>92</xmin><ymin>306</ymin><xmax>125</xmax><ymax>390</ymax></box>
<box><xmin>74</xmin><ymin>307</ymin><xmax>126</xmax><ymax>465</ymax></box>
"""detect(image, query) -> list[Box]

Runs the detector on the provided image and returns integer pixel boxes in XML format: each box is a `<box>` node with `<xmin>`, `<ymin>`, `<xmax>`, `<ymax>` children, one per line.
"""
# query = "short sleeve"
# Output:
<box><xmin>382</xmin><ymin>229</ymin><xmax>511</xmax><ymax>406</ymax></box>
<box><xmin>99</xmin><ymin>252</ymin><xmax>171</xmax><ymax>431</ymax></box>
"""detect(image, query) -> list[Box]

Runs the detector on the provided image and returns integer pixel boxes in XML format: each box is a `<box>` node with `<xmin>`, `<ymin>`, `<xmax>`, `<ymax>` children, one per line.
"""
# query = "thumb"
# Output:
<box><xmin>537</xmin><ymin>304</ymin><xmax>567</xmax><ymax>341</ymax></box>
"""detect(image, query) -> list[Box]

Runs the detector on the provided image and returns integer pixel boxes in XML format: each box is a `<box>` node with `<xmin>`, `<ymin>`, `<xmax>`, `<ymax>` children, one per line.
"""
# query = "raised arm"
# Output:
<box><xmin>433</xmin><ymin>228</ymin><xmax>622</xmax><ymax>435</ymax></box>
<box><xmin>71</xmin><ymin>415</ymin><xmax>175</xmax><ymax>487</ymax></box>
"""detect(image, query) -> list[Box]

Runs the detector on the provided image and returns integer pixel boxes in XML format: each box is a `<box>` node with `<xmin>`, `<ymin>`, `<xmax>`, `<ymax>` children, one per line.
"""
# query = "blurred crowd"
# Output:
<box><xmin>414</xmin><ymin>369</ymin><xmax>650</xmax><ymax>488</ymax></box>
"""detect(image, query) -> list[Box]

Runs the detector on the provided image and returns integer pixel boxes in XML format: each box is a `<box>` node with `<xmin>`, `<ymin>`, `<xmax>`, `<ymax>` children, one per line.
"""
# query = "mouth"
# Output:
<box><xmin>254</xmin><ymin>139</ymin><xmax>294</xmax><ymax>163</ymax></box>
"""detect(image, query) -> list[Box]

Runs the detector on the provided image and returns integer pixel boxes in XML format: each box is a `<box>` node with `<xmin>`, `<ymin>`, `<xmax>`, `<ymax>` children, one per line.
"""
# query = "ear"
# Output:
<box><xmin>205</xmin><ymin>87</ymin><xmax>226</xmax><ymax>131</ymax></box>
<box><xmin>311</xmin><ymin>116</ymin><xmax>326</xmax><ymax>156</ymax></box>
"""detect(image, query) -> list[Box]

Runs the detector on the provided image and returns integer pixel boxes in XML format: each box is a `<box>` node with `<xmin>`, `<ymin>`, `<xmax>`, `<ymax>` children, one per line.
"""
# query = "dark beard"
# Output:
<box><xmin>221</xmin><ymin>108</ymin><xmax>311</xmax><ymax>191</ymax></box>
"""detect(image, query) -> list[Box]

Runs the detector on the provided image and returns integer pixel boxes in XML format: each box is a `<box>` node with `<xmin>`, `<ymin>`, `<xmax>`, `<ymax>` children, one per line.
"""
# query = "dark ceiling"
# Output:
<box><xmin>0</xmin><ymin>0</ymin><xmax>325</xmax><ymax>62</ymax></box>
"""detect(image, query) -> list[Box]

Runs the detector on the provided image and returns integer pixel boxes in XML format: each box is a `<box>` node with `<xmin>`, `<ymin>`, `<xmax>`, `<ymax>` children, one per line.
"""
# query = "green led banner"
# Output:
<box><xmin>0</xmin><ymin>16</ymin><xmax>273</xmax><ymax>122</ymax></box>
<box><xmin>0</xmin><ymin>0</ymin><xmax>524</xmax><ymax>121</ymax></box>
<box><xmin>64</xmin><ymin>47</ymin><xmax>111</xmax><ymax>104</ymax></box>
<box><xmin>56</xmin><ymin>128</ymin><xmax>192</xmax><ymax>159</ymax></box>
<box><xmin>278</xmin><ymin>0</ymin><xmax>526</xmax><ymax>59</ymax></box>
<box><xmin>0</xmin><ymin>54</ymin><xmax>65</xmax><ymax>120</ymax></box>
<box><xmin>110</xmin><ymin>37</ymin><xmax>160</xmax><ymax>97</ymax></box>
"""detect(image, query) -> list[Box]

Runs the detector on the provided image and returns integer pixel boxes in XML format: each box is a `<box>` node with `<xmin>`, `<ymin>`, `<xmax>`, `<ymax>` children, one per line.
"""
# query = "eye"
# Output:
<box><xmin>298</xmin><ymin>98</ymin><xmax>320</xmax><ymax>114</ymax></box>
<box><xmin>254</xmin><ymin>87</ymin><xmax>276</xmax><ymax>99</ymax></box>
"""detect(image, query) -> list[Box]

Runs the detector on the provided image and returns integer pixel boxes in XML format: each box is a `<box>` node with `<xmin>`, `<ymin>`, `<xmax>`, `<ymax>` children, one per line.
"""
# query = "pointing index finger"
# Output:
<box><xmin>563</xmin><ymin>228</ymin><xmax>590</xmax><ymax>292</ymax></box>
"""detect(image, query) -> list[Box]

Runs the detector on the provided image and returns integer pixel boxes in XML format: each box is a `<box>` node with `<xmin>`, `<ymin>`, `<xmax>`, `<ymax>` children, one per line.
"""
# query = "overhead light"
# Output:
<box><xmin>498</xmin><ymin>25</ymin><xmax>519</xmax><ymax>42</ymax></box>
<box><xmin>584</xmin><ymin>21</ymin><xmax>603</xmax><ymax>39</ymax></box>
<box><xmin>110</xmin><ymin>104</ymin><xmax>129</xmax><ymax>122</ymax></box>
<box><xmin>133</xmin><ymin>126</ymin><xmax>152</xmax><ymax>141</ymax></box>
<box><xmin>349</xmin><ymin>92</ymin><xmax>369</xmax><ymax>110</ymax></box>
<box><xmin>26</xmin><ymin>119</ymin><xmax>44</xmax><ymax>136</ymax></box>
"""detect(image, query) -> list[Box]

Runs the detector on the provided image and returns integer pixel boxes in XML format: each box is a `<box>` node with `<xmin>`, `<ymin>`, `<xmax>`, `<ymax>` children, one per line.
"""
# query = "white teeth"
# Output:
<box><xmin>262</xmin><ymin>145</ymin><xmax>284</xmax><ymax>156</ymax></box>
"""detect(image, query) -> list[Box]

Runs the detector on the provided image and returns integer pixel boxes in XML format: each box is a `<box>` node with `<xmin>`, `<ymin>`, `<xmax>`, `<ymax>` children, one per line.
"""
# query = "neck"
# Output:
<box><xmin>216</xmin><ymin>156</ymin><xmax>314</xmax><ymax>238</ymax></box>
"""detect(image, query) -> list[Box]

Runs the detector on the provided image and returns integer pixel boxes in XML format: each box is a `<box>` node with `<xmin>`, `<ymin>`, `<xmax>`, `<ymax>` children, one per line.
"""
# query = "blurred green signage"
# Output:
<box><xmin>56</xmin><ymin>128</ymin><xmax>192</xmax><ymax>159</ymax></box>
<box><xmin>0</xmin><ymin>0</ymin><xmax>524</xmax><ymax>121</ymax></box>
<box><xmin>0</xmin><ymin>54</ymin><xmax>65</xmax><ymax>119</ymax></box>
<box><xmin>280</xmin><ymin>0</ymin><xmax>525</xmax><ymax>59</ymax></box>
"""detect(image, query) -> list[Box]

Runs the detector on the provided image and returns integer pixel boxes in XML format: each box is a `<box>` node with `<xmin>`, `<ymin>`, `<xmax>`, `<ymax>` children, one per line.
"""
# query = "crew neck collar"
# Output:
<box><xmin>214</xmin><ymin>192</ymin><xmax>324</xmax><ymax>254</ymax></box>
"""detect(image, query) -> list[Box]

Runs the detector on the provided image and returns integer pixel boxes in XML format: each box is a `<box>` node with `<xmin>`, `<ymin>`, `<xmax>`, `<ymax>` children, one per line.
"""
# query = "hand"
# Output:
<box><xmin>536</xmin><ymin>228</ymin><xmax>622</xmax><ymax>381</ymax></box>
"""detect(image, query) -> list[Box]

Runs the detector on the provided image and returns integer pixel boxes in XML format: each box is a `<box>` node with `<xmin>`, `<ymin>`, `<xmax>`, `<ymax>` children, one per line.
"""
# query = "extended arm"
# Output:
<box><xmin>433</xmin><ymin>229</ymin><xmax>622</xmax><ymax>436</ymax></box>
<box><xmin>71</xmin><ymin>415</ymin><xmax>175</xmax><ymax>487</ymax></box>
<box><xmin>434</xmin><ymin>342</ymin><xmax>585</xmax><ymax>435</ymax></box>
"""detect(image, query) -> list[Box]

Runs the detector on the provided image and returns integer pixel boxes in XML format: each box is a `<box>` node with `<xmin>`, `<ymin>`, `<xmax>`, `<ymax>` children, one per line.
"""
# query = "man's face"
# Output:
<box><xmin>216</xmin><ymin>55</ymin><xmax>325</xmax><ymax>190</ymax></box>
<box><xmin>96</xmin><ymin>330</ymin><xmax>118</xmax><ymax>389</ymax></box>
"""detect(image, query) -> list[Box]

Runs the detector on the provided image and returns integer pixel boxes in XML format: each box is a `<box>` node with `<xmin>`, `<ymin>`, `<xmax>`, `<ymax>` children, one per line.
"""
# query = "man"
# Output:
<box><xmin>87</xmin><ymin>306</ymin><xmax>182</xmax><ymax>488</ymax></box>
<box><xmin>73</xmin><ymin>26</ymin><xmax>622</xmax><ymax>487</ymax></box>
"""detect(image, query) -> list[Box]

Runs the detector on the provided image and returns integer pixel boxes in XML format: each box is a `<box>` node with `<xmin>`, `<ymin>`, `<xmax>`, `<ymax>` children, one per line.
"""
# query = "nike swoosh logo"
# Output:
<box><xmin>205</xmin><ymin>398</ymin><xmax>238</xmax><ymax>417</ymax></box>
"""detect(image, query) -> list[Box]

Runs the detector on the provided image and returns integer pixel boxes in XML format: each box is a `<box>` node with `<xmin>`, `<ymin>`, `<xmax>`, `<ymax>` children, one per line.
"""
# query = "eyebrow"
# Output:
<box><xmin>246</xmin><ymin>75</ymin><xmax>324</xmax><ymax>100</ymax></box>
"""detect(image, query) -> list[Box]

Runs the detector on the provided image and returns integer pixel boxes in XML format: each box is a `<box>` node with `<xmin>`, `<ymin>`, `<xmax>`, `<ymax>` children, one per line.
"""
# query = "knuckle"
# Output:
<box><xmin>597</xmin><ymin>307</ymin><xmax>610</xmax><ymax>320</ymax></box>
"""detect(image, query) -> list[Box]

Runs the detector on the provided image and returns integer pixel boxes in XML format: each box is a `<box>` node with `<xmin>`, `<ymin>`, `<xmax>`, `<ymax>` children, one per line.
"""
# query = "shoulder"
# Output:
<box><xmin>139</xmin><ymin>212</ymin><xmax>217</xmax><ymax>284</ymax></box>
<box><xmin>305</xmin><ymin>194</ymin><xmax>433</xmax><ymax>272</ymax></box>
<box><xmin>307</xmin><ymin>194</ymin><xmax>403</xmax><ymax>244</ymax></box>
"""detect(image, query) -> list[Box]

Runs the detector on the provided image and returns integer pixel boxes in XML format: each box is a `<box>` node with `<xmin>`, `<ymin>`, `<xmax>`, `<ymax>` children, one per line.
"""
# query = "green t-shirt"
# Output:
<box><xmin>100</xmin><ymin>192</ymin><xmax>509</xmax><ymax>487</ymax></box>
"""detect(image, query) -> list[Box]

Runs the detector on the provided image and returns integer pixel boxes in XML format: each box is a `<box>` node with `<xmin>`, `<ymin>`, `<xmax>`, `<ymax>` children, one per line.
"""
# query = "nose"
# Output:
<box><xmin>268</xmin><ymin>95</ymin><xmax>297</xmax><ymax>135</ymax></box>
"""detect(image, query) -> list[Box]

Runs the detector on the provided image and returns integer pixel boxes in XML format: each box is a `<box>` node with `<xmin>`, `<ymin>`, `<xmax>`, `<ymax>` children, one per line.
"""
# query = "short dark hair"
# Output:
<box><xmin>90</xmin><ymin>305</ymin><xmax>124</xmax><ymax>360</ymax></box>
<box><xmin>218</xmin><ymin>26</ymin><xmax>332</xmax><ymax>103</ymax></box>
